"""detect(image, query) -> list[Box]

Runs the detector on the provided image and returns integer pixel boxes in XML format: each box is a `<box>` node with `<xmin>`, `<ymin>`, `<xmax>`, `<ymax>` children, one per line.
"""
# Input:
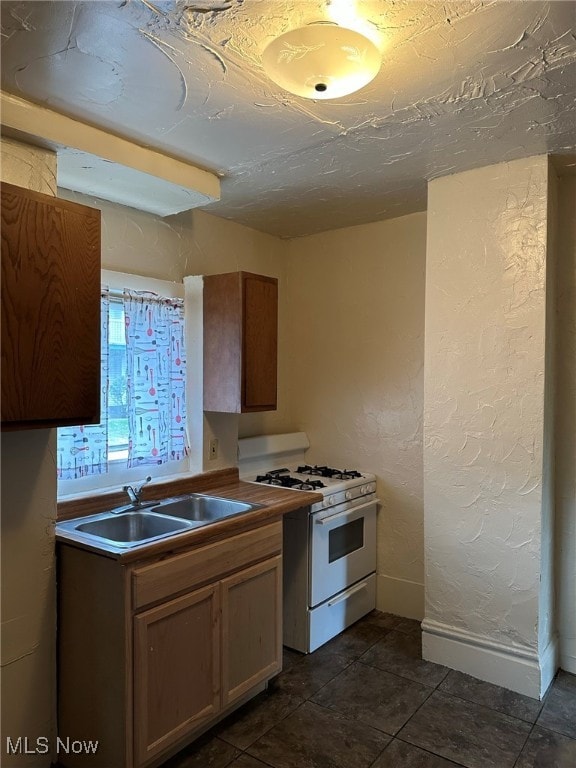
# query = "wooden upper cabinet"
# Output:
<box><xmin>1</xmin><ymin>182</ymin><xmax>101</xmax><ymax>430</ymax></box>
<box><xmin>203</xmin><ymin>271</ymin><xmax>278</xmax><ymax>413</ymax></box>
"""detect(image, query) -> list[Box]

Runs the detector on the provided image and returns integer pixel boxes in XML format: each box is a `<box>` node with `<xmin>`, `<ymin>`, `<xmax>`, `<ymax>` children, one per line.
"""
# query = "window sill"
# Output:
<box><xmin>56</xmin><ymin>466</ymin><xmax>239</xmax><ymax>521</ymax></box>
<box><xmin>57</xmin><ymin>460</ymin><xmax>191</xmax><ymax>504</ymax></box>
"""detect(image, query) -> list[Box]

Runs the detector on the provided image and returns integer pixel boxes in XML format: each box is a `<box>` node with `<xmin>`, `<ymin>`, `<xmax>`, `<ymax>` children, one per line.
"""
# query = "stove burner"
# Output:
<box><xmin>297</xmin><ymin>465</ymin><xmax>363</xmax><ymax>480</ymax></box>
<box><xmin>255</xmin><ymin>473</ymin><xmax>325</xmax><ymax>490</ymax></box>
<box><xmin>296</xmin><ymin>479</ymin><xmax>325</xmax><ymax>490</ymax></box>
<box><xmin>332</xmin><ymin>470</ymin><xmax>362</xmax><ymax>480</ymax></box>
<box><xmin>297</xmin><ymin>465</ymin><xmax>328</xmax><ymax>476</ymax></box>
<box><xmin>255</xmin><ymin>474</ymin><xmax>283</xmax><ymax>485</ymax></box>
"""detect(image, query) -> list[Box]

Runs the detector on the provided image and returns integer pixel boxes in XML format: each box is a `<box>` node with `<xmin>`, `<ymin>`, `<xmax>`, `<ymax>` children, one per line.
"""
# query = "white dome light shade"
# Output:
<box><xmin>262</xmin><ymin>24</ymin><xmax>381</xmax><ymax>100</ymax></box>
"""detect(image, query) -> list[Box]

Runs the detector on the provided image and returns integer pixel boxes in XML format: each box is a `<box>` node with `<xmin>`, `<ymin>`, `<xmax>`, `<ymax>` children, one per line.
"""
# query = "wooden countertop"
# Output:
<box><xmin>56</xmin><ymin>466</ymin><xmax>322</xmax><ymax>563</ymax></box>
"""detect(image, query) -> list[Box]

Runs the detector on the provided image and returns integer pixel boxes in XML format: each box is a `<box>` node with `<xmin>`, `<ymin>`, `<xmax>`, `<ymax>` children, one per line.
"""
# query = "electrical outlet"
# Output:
<box><xmin>209</xmin><ymin>438</ymin><xmax>219</xmax><ymax>460</ymax></box>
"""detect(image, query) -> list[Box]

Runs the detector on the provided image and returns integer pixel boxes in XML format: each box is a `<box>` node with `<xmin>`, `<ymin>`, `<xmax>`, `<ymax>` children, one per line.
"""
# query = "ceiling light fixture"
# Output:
<box><xmin>262</xmin><ymin>22</ymin><xmax>381</xmax><ymax>100</ymax></box>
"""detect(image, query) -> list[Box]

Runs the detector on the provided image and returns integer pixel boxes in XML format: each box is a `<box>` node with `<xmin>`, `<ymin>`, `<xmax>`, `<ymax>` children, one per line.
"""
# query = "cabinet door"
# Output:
<box><xmin>1</xmin><ymin>182</ymin><xmax>101</xmax><ymax>429</ymax></box>
<box><xmin>203</xmin><ymin>271</ymin><xmax>278</xmax><ymax>413</ymax></box>
<box><xmin>134</xmin><ymin>584</ymin><xmax>220</xmax><ymax>766</ymax></box>
<box><xmin>221</xmin><ymin>555</ymin><xmax>282</xmax><ymax>707</ymax></box>
<box><xmin>242</xmin><ymin>273</ymin><xmax>278</xmax><ymax>411</ymax></box>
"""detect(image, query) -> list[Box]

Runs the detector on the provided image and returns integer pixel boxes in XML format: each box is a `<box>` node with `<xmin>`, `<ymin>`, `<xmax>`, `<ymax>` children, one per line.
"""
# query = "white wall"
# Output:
<box><xmin>285</xmin><ymin>213</ymin><xmax>427</xmax><ymax>619</ymax></box>
<box><xmin>555</xmin><ymin>175</ymin><xmax>576</xmax><ymax>673</ymax></box>
<box><xmin>422</xmin><ymin>156</ymin><xmax>556</xmax><ymax>698</ymax></box>
<box><xmin>1</xmin><ymin>138</ymin><xmax>58</xmax><ymax>766</ymax></box>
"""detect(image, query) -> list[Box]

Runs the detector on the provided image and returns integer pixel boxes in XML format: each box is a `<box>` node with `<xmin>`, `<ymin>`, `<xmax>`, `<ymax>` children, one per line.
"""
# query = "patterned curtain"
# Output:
<box><xmin>57</xmin><ymin>288</ymin><xmax>109</xmax><ymax>479</ymax></box>
<box><xmin>124</xmin><ymin>290</ymin><xmax>189</xmax><ymax>467</ymax></box>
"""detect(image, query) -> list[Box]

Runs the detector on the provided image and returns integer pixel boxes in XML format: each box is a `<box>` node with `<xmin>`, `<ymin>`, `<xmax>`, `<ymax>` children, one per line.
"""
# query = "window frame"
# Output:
<box><xmin>57</xmin><ymin>270</ymin><xmax>189</xmax><ymax>500</ymax></box>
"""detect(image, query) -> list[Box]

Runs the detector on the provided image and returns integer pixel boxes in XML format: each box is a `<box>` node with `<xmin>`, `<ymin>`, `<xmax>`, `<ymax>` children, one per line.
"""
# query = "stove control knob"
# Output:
<box><xmin>324</xmin><ymin>495</ymin><xmax>335</xmax><ymax>507</ymax></box>
<box><xmin>345</xmin><ymin>490</ymin><xmax>352</xmax><ymax>500</ymax></box>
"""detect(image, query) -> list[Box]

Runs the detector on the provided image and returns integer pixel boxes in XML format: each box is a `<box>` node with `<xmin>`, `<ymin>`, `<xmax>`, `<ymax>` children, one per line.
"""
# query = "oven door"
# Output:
<box><xmin>309</xmin><ymin>497</ymin><xmax>378</xmax><ymax>608</ymax></box>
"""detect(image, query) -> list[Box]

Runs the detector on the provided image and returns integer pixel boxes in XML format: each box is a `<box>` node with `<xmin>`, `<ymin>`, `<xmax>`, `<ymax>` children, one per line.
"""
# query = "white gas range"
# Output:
<box><xmin>238</xmin><ymin>433</ymin><xmax>378</xmax><ymax>653</ymax></box>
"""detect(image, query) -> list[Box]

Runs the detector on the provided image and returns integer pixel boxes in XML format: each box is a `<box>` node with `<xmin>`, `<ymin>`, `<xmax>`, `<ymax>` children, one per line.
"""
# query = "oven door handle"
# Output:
<box><xmin>328</xmin><ymin>579</ymin><xmax>370</xmax><ymax>607</ymax></box>
<box><xmin>315</xmin><ymin>498</ymin><xmax>379</xmax><ymax>525</ymax></box>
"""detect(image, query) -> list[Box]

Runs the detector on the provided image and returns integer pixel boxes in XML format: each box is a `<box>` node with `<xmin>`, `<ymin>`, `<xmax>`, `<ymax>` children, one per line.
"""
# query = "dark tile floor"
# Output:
<box><xmin>162</xmin><ymin>611</ymin><xmax>576</xmax><ymax>768</ymax></box>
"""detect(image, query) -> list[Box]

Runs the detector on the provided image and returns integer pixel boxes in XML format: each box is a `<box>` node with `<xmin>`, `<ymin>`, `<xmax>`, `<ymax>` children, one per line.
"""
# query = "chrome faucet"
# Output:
<box><xmin>123</xmin><ymin>476</ymin><xmax>152</xmax><ymax>506</ymax></box>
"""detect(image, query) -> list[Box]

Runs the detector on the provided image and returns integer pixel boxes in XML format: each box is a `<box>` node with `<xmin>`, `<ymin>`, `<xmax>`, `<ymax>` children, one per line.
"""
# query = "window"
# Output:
<box><xmin>57</xmin><ymin>272</ymin><xmax>189</xmax><ymax>496</ymax></box>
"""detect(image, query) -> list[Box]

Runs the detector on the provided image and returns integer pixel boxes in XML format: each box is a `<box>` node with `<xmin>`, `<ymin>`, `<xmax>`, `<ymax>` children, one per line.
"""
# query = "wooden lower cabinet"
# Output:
<box><xmin>134</xmin><ymin>556</ymin><xmax>282</xmax><ymax>765</ymax></box>
<box><xmin>134</xmin><ymin>584</ymin><xmax>221</xmax><ymax>766</ymax></box>
<box><xmin>221</xmin><ymin>556</ymin><xmax>282</xmax><ymax>707</ymax></box>
<box><xmin>57</xmin><ymin>521</ymin><xmax>282</xmax><ymax>768</ymax></box>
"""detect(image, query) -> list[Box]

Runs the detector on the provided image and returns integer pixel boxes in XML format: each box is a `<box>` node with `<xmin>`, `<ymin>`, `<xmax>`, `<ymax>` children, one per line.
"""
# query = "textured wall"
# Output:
<box><xmin>286</xmin><ymin>213</ymin><xmax>427</xmax><ymax>618</ymax></box>
<box><xmin>423</xmin><ymin>156</ymin><xmax>551</xmax><ymax>653</ymax></box>
<box><xmin>556</xmin><ymin>175</ymin><xmax>576</xmax><ymax>673</ymax></box>
<box><xmin>1</xmin><ymin>139</ymin><xmax>58</xmax><ymax>765</ymax></box>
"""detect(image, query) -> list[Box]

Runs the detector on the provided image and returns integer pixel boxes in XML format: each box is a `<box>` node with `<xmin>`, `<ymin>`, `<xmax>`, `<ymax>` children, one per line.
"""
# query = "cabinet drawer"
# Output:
<box><xmin>132</xmin><ymin>522</ymin><xmax>282</xmax><ymax>610</ymax></box>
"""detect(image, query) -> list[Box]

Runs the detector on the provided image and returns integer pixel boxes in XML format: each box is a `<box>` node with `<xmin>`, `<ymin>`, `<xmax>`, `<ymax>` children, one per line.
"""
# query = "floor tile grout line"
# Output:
<box><xmin>511</xmin><ymin>718</ymin><xmax>539</xmax><ymax>768</ymax></box>
<box><xmin>218</xmin><ymin>692</ymin><xmax>308</xmax><ymax>753</ymax></box>
<box><xmin>238</xmin><ymin>750</ymin><xmax>277</xmax><ymax>768</ymax></box>
<box><xmin>426</xmin><ymin>686</ymin><xmax>546</xmax><ymax>726</ymax></box>
<box><xmin>241</xmin><ymin>695</ymin><xmax>392</xmax><ymax>768</ymax></box>
<box><xmin>238</xmin><ymin>743</ymin><xmax>281</xmax><ymax>768</ymax></box>
<box><xmin>440</xmin><ymin>677</ymin><xmax>547</xmax><ymax>717</ymax></box>
<box><xmin>524</xmin><ymin>719</ymin><xmax>576</xmax><ymax>742</ymax></box>
<box><xmin>279</xmin><ymin>696</ymin><xmax>412</xmax><ymax>768</ymax></box>
<box><xmin>308</xmin><ymin>695</ymin><xmax>397</xmax><ymax>740</ymax></box>
<box><xmin>392</xmin><ymin>736</ymin><xmax>470</xmax><ymax>768</ymax></box>
<box><xmin>396</xmin><ymin>690</ymin><xmax>535</xmax><ymax>768</ymax></box>
<box><xmin>355</xmin><ymin>654</ymin><xmax>450</xmax><ymax>691</ymax></box>
<box><xmin>365</xmin><ymin>736</ymin><xmax>394</xmax><ymax>768</ymax></box>
<box><xmin>350</xmin><ymin>638</ymin><xmax>469</xmax><ymax>763</ymax></box>
<box><xmin>516</xmin><ymin>721</ymin><xmax>576</xmax><ymax>742</ymax></box>
<box><xmin>299</xmin><ymin>655</ymin><xmax>358</xmax><ymax>700</ymax></box>
<box><xmin>393</xmin><ymin>680</ymin><xmax>437</xmax><ymax>739</ymax></box>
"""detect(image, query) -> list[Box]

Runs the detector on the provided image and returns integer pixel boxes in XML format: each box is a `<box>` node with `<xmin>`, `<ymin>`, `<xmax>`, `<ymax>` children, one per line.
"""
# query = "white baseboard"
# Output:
<box><xmin>540</xmin><ymin>635</ymin><xmax>559</xmax><ymax>695</ymax></box>
<box><xmin>559</xmin><ymin>638</ymin><xmax>576</xmax><ymax>674</ymax></box>
<box><xmin>422</xmin><ymin>618</ymin><xmax>559</xmax><ymax>700</ymax></box>
<box><xmin>376</xmin><ymin>574</ymin><xmax>424</xmax><ymax>620</ymax></box>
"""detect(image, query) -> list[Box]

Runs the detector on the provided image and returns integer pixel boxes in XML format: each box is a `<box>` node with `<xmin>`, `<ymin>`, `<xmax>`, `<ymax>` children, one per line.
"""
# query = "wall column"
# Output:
<box><xmin>555</xmin><ymin>175</ymin><xmax>576</xmax><ymax>674</ymax></box>
<box><xmin>422</xmin><ymin>156</ymin><xmax>557</xmax><ymax>699</ymax></box>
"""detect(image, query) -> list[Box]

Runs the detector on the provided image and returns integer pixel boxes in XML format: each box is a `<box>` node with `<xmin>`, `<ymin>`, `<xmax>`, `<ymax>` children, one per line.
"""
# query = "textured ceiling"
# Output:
<box><xmin>1</xmin><ymin>0</ymin><xmax>575</xmax><ymax>237</ymax></box>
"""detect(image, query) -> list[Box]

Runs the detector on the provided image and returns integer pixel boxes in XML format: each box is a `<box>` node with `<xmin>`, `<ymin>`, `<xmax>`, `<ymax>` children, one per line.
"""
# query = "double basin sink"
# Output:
<box><xmin>57</xmin><ymin>494</ymin><xmax>262</xmax><ymax>551</ymax></box>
